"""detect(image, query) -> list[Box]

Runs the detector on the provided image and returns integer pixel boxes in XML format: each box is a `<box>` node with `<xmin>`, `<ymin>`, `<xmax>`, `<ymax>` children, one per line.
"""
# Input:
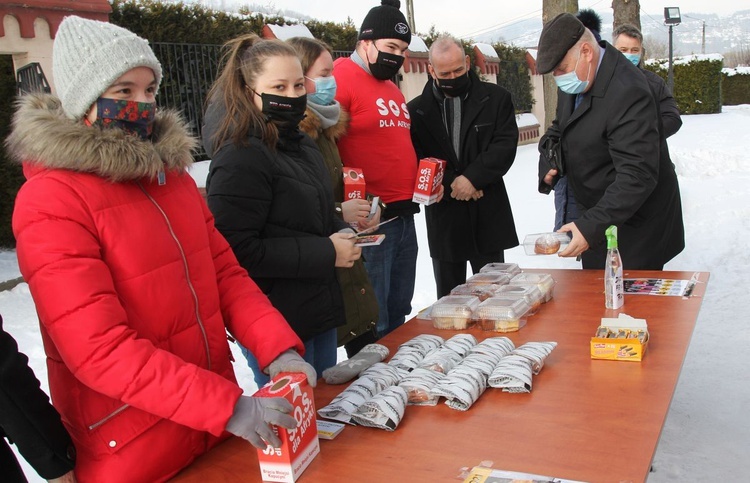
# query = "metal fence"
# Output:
<box><xmin>15</xmin><ymin>62</ymin><xmax>51</xmax><ymax>95</ymax></box>
<box><xmin>151</xmin><ymin>42</ymin><xmax>224</xmax><ymax>160</ymax></box>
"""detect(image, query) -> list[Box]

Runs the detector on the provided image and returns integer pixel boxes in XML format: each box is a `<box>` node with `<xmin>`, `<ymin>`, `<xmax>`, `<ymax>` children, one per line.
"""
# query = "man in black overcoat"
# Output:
<box><xmin>537</xmin><ymin>13</ymin><xmax>684</xmax><ymax>269</ymax></box>
<box><xmin>408</xmin><ymin>36</ymin><xmax>519</xmax><ymax>297</ymax></box>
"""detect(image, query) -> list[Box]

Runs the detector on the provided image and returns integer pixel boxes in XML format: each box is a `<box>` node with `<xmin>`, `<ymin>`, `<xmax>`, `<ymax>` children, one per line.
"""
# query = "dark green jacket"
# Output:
<box><xmin>300</xmin><ymin>108</ymin><xmax>379</xmax><ymax>346</ymax></box>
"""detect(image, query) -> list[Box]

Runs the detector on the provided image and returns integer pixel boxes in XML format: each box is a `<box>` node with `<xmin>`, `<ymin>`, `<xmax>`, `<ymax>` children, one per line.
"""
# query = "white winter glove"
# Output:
<box><xmin>265</xmin><ymin>349</ymin><xmax>318</xmax><ymax>387</ymax></box>
<box><xmin>225</xmin><ymin>395</ymin><xmax>296</xmax><ymax>449</ymax></box>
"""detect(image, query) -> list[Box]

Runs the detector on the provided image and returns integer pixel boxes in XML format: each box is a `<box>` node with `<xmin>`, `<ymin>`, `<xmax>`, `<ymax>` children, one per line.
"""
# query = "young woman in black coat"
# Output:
<box><xmin>203</xmin><ymin>35</ymin><xmax>361</xmax><ymax>386</ymax></box>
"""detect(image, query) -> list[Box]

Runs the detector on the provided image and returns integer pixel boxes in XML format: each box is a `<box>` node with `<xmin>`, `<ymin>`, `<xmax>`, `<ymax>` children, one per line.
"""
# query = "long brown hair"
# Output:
<box><xmin>286</xmin><ymin>36</ymin><xmax>333</xmax><ymax>75</ymax></box>
<box><xmin>206</xmin><ymin>34</ymin><xmax>300</xmax><ymax>150</ymax></box>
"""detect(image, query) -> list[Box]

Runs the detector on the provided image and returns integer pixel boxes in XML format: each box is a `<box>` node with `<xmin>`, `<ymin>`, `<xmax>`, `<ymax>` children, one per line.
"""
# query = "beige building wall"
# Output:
<box><xmin>0</xmin><ymin>14</ymin><xmax>55</xmax><ymax>93</ymax></box>
<box><xmin>531</xmin><ymin>72</ymin><xmax>545</xmax><ymax>134</ymax></box>
<box><xmin>399</xmin><ymin>70</ymin><xmax>429</xmax><ymax>103</ymax></box>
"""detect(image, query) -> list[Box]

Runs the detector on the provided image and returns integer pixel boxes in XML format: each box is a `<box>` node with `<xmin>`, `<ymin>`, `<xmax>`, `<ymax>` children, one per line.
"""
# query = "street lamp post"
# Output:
<box><xmin>664</xmin><ymin>7</ymin><xmax>681</xmax><ymax>91</ymax></box>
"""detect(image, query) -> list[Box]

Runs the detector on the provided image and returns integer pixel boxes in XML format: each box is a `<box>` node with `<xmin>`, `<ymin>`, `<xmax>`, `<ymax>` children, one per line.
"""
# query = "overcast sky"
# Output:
<box><xmin>199</xmin><ymin>1</ymin><xmax>742</xmax><ymax>39</ymax></box>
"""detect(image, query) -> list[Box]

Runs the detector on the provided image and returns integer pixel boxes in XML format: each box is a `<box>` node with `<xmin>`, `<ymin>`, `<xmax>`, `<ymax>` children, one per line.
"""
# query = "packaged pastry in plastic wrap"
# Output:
<box><xmin>359</xmin><ymin>362</ymin><xmax>403</xmax><ymax>387</ymax></box>
<box><xmin>479</xmin><ymin>262</ymin><xmax>522</xmax><ymax>278</ymax></box>
<box><xmin>318</xmin><ymin>376</ymin><xmax>382</xmax><ymax>423</ymax></box>
<box><xmin>509</xmin><ymin>272</ymin><xmax>556</xmax><ymax>303</ymax></box>
<box><xmin>432</xmin><ymin>365</ymin><xmax>487</xmax><ymax>411</ymax></box>
<box><xmin>387</xmin><ymin>346</ymin><xmax>426</xmax><ymax>373</ymax></box>
<box><xmin>443</xmin><ymin>333</ymin><xmax>478</xmax><ymax>357</ymax></box>
<box><xmin>398</xmin><ymin>368</ymin><xmax>446</xmax><ymax>406</ymax></box>
<box><xmin>350</xmin><ymin>385</ymin><xmax>409</xmax><ymax>431</ymax></box>
<box><xmin>522</xmin><ymin>232</ymin><xmax>571</xmax><ymax>255</ymax></box>
<box><xmin>470</xmin><ymin>336</ymin><xmax>516</xmax><ymax>359</ymax></box>
<box><xmin>429</xmin><ymin>295</ymin><xmax>481</xmax><ymax>330</ymax></box>
<box><xmin>398</xmin><ymin>334</ymin><xmax>445</xmax><ymax>355</ymax></box>
<box><xmin>418</xmin><ymin>347</ymin><xmax>463</xmax><ymax>374</ymax></box>
<box><xmin>488</xmin><ymin>354</ymin><xmax>534</xmax><ymax>393</ymax></box>
<box><xmin>512</xmin><ymin>341</ymin><xmax>557</xmax><ymax>375</ymax></box>
<box><xmin>474</xmin><ymin>297</ymin><xmax>531</xmax><ymax>332</ymax></box>
<box><xmin>456</xmin><ymin>353</ymin><xmax>499</xmax><ymax>378</ymax></box>
<box><xmin>492</xmin><ymin>284</ymin><xmax>544</xmax><ymax>315</ymax></box>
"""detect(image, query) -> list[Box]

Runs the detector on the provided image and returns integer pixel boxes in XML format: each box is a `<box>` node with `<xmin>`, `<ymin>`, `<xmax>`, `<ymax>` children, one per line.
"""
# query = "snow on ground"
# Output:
<box><xmin>1</xmin><ymin>105</ymin><xmax>749</xmax><ymax>482</ymax></box>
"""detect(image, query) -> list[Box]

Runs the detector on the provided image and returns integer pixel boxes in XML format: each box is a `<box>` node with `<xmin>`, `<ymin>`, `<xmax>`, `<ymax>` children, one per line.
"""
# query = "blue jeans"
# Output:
<box><xmin>362</xmin><ymin>214</ymin><xmax>418</xmax><ymax>339</ymax></box>
<box><xmin>239</xmin><ymin>328</ymin><xmax>338</xmax><ymax>388</ymax></box>
<box><xmin>553</xmin><ymin>176</ymin><xmax>581</xmax><ymax>231</ymax></box>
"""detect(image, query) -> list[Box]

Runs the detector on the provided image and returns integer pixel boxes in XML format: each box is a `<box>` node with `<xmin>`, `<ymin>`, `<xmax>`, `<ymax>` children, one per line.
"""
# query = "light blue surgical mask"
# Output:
<box><xmin>623</xmin><ymin>53</ymin><xmax>641</xmax><ymax>67</ymax></box>
<box><xmin>306</xmin><ymin>75</ymin><xmax>337</xmax><ymax>106</ymax></box>
<box><xmin>553</xmin><ymin>48</ymin><xmax>590</xmax><ymax>95</ymax></box>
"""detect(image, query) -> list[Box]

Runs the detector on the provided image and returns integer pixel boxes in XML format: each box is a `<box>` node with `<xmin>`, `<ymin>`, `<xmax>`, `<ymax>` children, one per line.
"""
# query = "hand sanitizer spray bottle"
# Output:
<box><xmin>605</xmin><ymin>225</ymin><xmax>624</xmax><ymax>309</ymax></box>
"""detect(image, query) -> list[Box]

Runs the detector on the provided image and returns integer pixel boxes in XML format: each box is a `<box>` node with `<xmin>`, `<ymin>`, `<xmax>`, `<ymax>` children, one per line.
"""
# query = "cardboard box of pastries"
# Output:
<box><xmin>590</xmin><ymin>315</ymin><xmax>649</xmax><ymax>361</ymax></box>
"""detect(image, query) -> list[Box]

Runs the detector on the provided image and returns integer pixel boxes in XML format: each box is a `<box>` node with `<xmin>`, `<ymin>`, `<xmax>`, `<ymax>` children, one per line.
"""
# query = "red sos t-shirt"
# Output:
<box><xmin>334</xmin><ymin>57</ymin><xmax>417</xmax><ymax>204</ymax></box>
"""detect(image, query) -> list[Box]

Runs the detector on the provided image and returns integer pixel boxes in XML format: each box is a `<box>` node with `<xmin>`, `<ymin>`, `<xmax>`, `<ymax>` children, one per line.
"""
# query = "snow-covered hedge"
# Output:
<box><xmin>645</xmin><ymin>54</ymin><xmax>724</xmax><ymax>114</ymax></box>
<box><xmin>721</xmin><ymin>67</ymin><xmax>750</xmax><ymax>106</ymax></box>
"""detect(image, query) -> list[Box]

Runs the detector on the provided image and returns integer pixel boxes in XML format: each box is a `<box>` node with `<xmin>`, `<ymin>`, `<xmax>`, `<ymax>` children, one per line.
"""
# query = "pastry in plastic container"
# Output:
<box><xmin>450</xmin><ymin>283</ymin><xmax>496</xmax><ymax>301</ymax></box>
<box><xmin>479</xmin><ymin>262</ymin><xmax>522</xmax><ymax>278</ymax></box>
<box><xmin>492</xmin><ymin>284</ymin><xmax>544</xmax><ymax>315</ymax></box>
<box><xmin>474</xmin><ymin>297</ymin><xmax>531</xmax><ymax>332</ymax></box>
<box><xmin>509</xmin><ymin>272</ymin><xmax>556</xmax><ymax>303</ymax></box>
<box><xmin>523</xmin><ymin>232</ymin><xmax>571</xmax><ymax>255</ymax></box>
<box><xmin>429</xmin><ymin>295</ymin><xmax>481</xmax><ymax>330</ymax></box>
<box><xmin>465</xmin><ymin>272</ymin><xmax>512</xmax><ymax>287</ymax></box>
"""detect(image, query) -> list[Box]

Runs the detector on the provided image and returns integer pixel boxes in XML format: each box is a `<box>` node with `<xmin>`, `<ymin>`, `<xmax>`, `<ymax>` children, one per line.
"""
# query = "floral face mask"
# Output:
<box><xmin>92</xmin><ymin>98</ymin><xmax>156</xmax><ymax>140</ymax></box>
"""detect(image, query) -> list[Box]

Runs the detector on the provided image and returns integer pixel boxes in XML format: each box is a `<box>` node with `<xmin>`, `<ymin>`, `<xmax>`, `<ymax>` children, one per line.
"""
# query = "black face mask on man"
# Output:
<box><xmin>435</xmin><ymin>71</ymin><xmax>471</xmax><ymax>98</ymax></box>
<box><xmin>367</xmin><ymin>45</ymin><xmax>405</xmax><ymax>81</ymax></box>
<box><xmin>255</xmin><ymin>91</ymin><xmax>307</xmax><ymax>127</ymax></box>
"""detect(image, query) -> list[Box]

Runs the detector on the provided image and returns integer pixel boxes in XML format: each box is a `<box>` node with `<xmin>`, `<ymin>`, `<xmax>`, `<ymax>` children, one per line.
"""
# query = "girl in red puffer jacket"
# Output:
<box><xmin>7</xmin><ymin>16</ymin><xmax>316</xmax><ymax>483</ymax></box>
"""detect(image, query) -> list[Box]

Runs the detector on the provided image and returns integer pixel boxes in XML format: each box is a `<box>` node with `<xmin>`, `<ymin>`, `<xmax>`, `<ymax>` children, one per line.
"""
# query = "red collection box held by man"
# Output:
<box><xmin>343</xmin><ymin>167</ymin><xmax>366</xmax><ymax>200</ymax></box>
<box><xmin>255</xmin><ymin>373</ymin><xmax>319</xmax><ymax>482</ymax></box>
<box><xmin>413</xmin><ymin>157</ymin><xmax>446</xmax><ymax>205</ymax></box>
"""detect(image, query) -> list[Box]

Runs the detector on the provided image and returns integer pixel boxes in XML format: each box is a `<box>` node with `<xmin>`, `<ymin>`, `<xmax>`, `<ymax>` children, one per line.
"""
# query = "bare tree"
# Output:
<box><xmin>542</xmin><ymin>0</ymin><xmax>579</xmax><ymax>130</ymax></box>
<box><xmin>724</xmin><ymin>45</ymin><xmax>750</xmax><ymax>68</ymax></box>
<box><xmin>643</xmin><ymin>35</ymin><xmax>669</xmax><ymax>61</ymax></box>
<box><xmin>612</xmin><ymin>0</ymin><xmax>641</xmax><ymax>32</ymax></box>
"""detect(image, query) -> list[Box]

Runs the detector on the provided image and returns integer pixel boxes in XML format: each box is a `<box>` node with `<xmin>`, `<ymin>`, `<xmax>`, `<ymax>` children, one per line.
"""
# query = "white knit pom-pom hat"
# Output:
<box><xmin>52</xmin><ymin>16</ymin><xmax>162</xmax><ymax>119</ymax></box>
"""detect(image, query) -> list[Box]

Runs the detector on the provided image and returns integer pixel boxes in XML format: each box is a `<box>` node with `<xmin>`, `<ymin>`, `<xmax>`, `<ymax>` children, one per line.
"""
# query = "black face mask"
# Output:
<box><xmin>368</xmin><ymin>47</ymin><xmax>405</xmax><ymax>81</ymax></box>
<box><xmin>435</xmin><ymin>71</ymin><xmax>471</xmax><ymax>98</ymax></box>
<box><xmin>256</xmin><ymin>92</ymin><xmax>307</xmax><ymax>127</ymax></box>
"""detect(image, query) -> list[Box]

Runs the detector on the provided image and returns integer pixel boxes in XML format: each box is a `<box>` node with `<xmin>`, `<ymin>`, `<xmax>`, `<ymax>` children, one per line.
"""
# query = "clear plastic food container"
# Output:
<box><xmin>429</xmin><ymin>295</ymin><xmax>481</xmax><ymax>330</ymax></box>
<box><xmin>491</xmin><ymin>284</ymin><xmax>544</xmax><ymax>315</ymax></box>
<box><xmin>473</xmin><ymin>298</ymin><xmax>531</xmax><ymax>332</ymax></box>
<box><xmin>509</xmin><ymin>273</ymin><xmax>556</xmax><ymax>303</ymax></box>
<box><xmin>522</xmin><ymin>232</ymin><xmax>571</xmax><ymax>256</ymax></box>
<box><xmin>465</xmin><ymin>272</ymin><xmax>512</xmax><ymax>287</ymax></box>
<box><xmin>450</xmin><ymin>283</ymin><xmax>497</xmax><ymax>301</ymax></box>
<box><xmin>479</xmin><ymin>262</ymin><xmax>522</xmax><ymax>278</ymax></box>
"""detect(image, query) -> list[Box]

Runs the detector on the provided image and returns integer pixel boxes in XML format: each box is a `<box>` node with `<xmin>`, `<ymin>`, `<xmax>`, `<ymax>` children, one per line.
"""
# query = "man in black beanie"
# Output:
<box><xmin>536</xmin><ymin>13</ymin><xmax>684</xmax><ymax>270</ymax></box>
<box><xmin>334</xmin><ymin>1</ymin><xmax>436</xmax><ymax>341</ymax></box>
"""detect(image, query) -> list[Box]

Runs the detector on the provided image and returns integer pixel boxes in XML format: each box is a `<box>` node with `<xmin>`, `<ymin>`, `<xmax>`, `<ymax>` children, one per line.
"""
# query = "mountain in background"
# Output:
<box><xmin>183</xmin><ymin>2</ymin><xmax>747</xmax><ymax>57</ymax></box>
<box><xmin>470</xmin><ymin>10</ymin><xmax>750</xmax><ymax>56</ymax></box>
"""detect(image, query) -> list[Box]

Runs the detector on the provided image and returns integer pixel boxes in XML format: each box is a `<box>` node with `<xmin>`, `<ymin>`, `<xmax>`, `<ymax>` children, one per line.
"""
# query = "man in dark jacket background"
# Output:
<box><xmin>408</xmin><ymin>36</ymin><xmax>519</xmax><ymax>297</ymax></box>
<box><xmin>537</xmin><ymin>13</ymin><xmax>684</xmax><ymax>270</ymax></box>
<box><xmin>613</xmin><ymin>23</ymin><xmax>683</xmax><ymax>138</ymax></box>
<box><xmin>1</xmin><ymin>314</ymin><xmax>76</xmax><ymax>483</ymax></box>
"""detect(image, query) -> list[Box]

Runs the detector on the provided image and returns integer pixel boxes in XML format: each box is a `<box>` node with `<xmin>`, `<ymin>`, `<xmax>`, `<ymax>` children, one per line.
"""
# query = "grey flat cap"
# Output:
<box><xmin>536</xmin><ymin>13</ymin><xmax>586</xmax><ymax>74</ymax></box>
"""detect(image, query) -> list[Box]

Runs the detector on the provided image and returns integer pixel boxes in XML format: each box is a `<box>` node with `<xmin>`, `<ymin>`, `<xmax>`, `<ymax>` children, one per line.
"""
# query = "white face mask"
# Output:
<box><xmin>553</xmin><ymin>48</ymin><xmax>591</xmax><ymax>95</ymax></box>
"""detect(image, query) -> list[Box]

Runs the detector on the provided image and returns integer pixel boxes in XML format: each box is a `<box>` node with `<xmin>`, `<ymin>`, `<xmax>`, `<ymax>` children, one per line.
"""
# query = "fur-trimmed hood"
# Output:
<box><xmin>299</xmin><ymin>107</ymin><xmax>349</xmax><ymax>142</ymax></box>
<box><xmin>5</xmin><ymin>93</ymin><xmax>197</xmax><ymax>183</ymax></box>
